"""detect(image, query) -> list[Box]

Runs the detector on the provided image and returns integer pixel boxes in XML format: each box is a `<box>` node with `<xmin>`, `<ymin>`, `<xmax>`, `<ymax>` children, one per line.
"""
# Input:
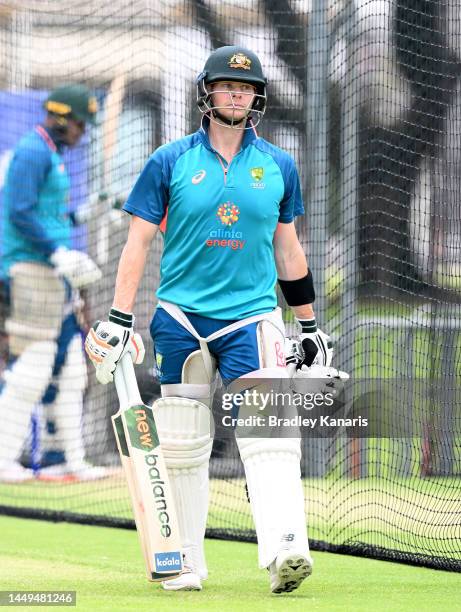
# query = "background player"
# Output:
<box><xmin>0</xmin><ymin>85</ymin><xmax>106</xmax><ymax>482</ymax></box>
<box><xmin>85</xmin><ymin>46</ymin><xmax>331</xmax><ymax>593</ymax></box>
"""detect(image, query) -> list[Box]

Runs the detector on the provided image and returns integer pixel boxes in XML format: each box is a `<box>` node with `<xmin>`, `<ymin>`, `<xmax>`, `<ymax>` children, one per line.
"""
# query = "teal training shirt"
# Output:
<box><xmin>2</xmin><ymin>126</ymin><xmax>71</xmax><ymax>276</ymax></box>
<box><xmin>124</xmin><ymin>122</ymin><xmax>304</xmax><ymax>320</ymax></box>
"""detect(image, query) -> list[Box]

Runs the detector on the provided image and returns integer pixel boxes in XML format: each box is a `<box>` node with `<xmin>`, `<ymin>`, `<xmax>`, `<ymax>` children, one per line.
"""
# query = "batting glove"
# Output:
<box><xmin>50</xmin><ymin>246</ymin><xmax>102</xmax><ymax>289</ymax></box>
<box><xmin>296</xmin><ymin>318</ymin><xmax>333</xmax><ymax>368</ymax></box>
<box><xmin>292</xmin><ymin>362</ymin><xmax>349</xmax><ymax>396</ymax></box>
<box><xmin>85</xmin><ymin>308</ymin><xmax>145</xmax><ymax>385</ymax></box>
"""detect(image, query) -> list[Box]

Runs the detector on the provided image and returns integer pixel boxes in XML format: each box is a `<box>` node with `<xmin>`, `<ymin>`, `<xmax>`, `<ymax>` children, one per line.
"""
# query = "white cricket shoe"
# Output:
<box><xmin>269</xmin><ymin>548</ymin><xmax>313</xmax><ymax>594</ymax></box>
<box><xmin>0</xmin><ymin>461</ymin><xmax>34</xmax><ymax>483</ymax></box>
<box><xmin>68</xmin><ymin>462</ymin><xmax>110</xmax><ymax>481</ymax></box>
<box><xmin>38</xmin><ymin>462</ymin><xmax>110</xmax><ymax>482</ymax></box>
<box><xmin>162</xmin><ymin>566</ymin><xmax>202</xmax><ymax>591</ymax></box>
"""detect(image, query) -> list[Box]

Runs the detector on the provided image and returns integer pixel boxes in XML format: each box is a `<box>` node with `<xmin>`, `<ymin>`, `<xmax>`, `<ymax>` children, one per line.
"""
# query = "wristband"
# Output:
<box><xmin>297</xmin><ymin>318</ymin><xmax>317</xmax><ymax>333</ymax></box>
<box><xmin>278</xmin><ymin>269</ymin><xmax>315</xmax><ymax>306</ymax></box>
<box><xmin>109</xmin><ymin>307</ymin><xmax>133</xmax><ymax>328</ymax></box>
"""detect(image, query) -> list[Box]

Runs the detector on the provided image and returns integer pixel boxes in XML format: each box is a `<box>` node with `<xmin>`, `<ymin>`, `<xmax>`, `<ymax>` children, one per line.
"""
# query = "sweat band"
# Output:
<box><xmin>297</xmin><ymin>318</ymin><xmax>317</xmax><ymax>333</ymax></box>
<box><xmin>278</xmin><ymin>269</ymin><xmax>315</xmax><ymax>306</ymax></box>
<box><xmin>109</xmin><ymin>308</ymin><xmax>133</xmax><ymax>328</ymax></box>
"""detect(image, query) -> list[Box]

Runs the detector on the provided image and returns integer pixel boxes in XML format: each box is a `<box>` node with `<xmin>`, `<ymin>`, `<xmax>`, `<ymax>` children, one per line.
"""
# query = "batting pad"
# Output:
<box><xmin>236</xmin><ymin>436</ymin><xmax>310</xmax><ymax>568</ymax></box>
<box><xmin>153</xmin><ymin>396</ymin><xmax>213</xmax><ymax>579</ymax></box>
<box><xmin>6</xmin><ymin>262</ymin><xmax>66</xmax><ymax>356</ymax></box>
<box><xmin>0</xmin><ymin>340</ymin><xmax>56</xmax><ymax>468</ymax></box>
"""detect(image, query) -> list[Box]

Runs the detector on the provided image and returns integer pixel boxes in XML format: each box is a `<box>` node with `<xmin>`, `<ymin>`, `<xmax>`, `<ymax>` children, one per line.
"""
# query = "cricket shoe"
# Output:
<box><xmin>162</xmin><ymin>566</ymin><xmax>202</xmax><ymax>591</ymax></box>
<box><xmin>38</xmin><ymin>462</ymin><xmax>110</xmax><ymax>482</ymax></box>
<box><xmin>0</xmin><ymin>461</ymin><xmax>34</xmax><ymax>483</ymax></box>
<box><xmin>68</xmin><ymin>462</ymin><xmax>111</xmax><ymax>481</ymax></box>
<box><xmin>162</xmin><ymin>551</ymin><xmax>202</xmax><ymax>591</ymax></box>
<box><xmin>269</xmin><ymin>548</ymin><xmax>313</xmax><ymax>594</ymax></box>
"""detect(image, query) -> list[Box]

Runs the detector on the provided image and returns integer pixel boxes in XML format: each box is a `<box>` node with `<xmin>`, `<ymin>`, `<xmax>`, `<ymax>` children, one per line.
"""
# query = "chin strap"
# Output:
<box><xmin>211</xmin><ymin>108</ymin><xmax>247</xmax><ymax>127</ymax></box>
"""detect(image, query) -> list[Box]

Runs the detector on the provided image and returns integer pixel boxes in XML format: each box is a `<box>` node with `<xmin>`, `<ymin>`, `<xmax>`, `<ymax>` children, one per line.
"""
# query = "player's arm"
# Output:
<box><xmin>113</xmin><ymin>215</ymin><xmax>159</xmax><ymax>312</ymax></box>
<box><xmin>7</xmin><ymin>146</ymin><xmax>101</xmax><ymax>288</ymax></box>
<box><xmin>273</xmin><ymin>221</ymin><xmax>330</xmax><ymax>368</ymax></box>
<box><xmin>86</xmin><ymin>148</ymin><xmax>167</xmax><ymax>383</ymax></box>
<box><xmin>273</xmin><ymin>221</ymin><xmax>314</xmax><ymax>320</ymax></box>
<box><xmin>85</xmin><ymin>214</ymin><xmax>159</xmax><ymax>384</ymax></box>
<box><xmin>7</xmin><ymin>147</ymin><xmax>58</xmax><ymax>255</ymax></box>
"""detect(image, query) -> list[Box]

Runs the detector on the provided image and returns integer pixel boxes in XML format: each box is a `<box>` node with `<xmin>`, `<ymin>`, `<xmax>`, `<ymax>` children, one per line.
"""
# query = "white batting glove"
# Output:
<box><xmin>292</xmin><ymin>362</ymin><xmax>349</xmax><ymax>397</ymax></box>
<box><xmin>296</xmin><ymin>318</ymin><xmax>333</xmax><ymax>367</ymax></box>
<box><xmin>85</xmin><ymin>309</ymin><xmax>145</xmax><ymax>385</ymax></box>
<box><xmin>73</xmin><ymin>192</ymin><xmax>125</xmax><ymax>225</ymax></box>
<box><xmin>50</xmin><ymin>246</ymin><xmax>102</xmax><ymax>289</ymax></box>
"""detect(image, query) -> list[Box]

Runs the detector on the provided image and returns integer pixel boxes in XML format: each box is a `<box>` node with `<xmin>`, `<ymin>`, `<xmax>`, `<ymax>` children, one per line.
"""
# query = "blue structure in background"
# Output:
<box><xmin>0</xmin><ymin>89</ymin><xmax>90</xmax><ymax>261</ymax></box>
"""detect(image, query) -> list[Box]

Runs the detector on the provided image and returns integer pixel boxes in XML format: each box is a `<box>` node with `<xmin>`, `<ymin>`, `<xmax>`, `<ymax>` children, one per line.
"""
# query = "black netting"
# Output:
<box><xmin>0</xmin><ymin>0</ymin><xmax>459</xmax><ymax>572</ymax></box>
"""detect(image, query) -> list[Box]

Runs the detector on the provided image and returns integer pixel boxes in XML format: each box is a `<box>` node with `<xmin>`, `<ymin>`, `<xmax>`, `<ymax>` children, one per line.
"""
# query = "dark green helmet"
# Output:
<box><xmin>197</xmin><ymin>46</ymin><xmax>267</xmax><ymax>127</ymax></box>
<box><xmin>44</xmin><ymin>84</ymin><xmax>98</xmax><ymax>125</ymax></box>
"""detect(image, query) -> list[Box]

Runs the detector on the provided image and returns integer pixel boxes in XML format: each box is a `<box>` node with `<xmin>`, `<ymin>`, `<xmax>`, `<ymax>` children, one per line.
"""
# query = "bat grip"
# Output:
<box><xmin>114</xmin><ymin>357</ymin><xmax>129</xmax><ymax>408</ymax></box>
<box><xmin>115</xmin><ymin>352</ymin><xmax>143</xmax><ymax>407</ymax></box>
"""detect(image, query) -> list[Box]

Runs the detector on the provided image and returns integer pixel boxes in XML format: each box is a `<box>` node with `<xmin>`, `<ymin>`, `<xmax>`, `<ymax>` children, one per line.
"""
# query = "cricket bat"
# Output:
<box><xmin>113</xmin><ymin>353</ymin><xmax>183</xmax><ymax>581</ymax></box>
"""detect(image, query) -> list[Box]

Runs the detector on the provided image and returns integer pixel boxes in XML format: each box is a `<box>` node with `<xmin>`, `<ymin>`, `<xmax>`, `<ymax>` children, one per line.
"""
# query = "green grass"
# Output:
<box><xmin>0</xmin><ymin>516</ymin><xmax>460</xmax><ymax>612</ymax></box>
<box><xmin>1</xmin><ymin>473</ymin><xmax>460</xmax><ymax>563</ymax></box>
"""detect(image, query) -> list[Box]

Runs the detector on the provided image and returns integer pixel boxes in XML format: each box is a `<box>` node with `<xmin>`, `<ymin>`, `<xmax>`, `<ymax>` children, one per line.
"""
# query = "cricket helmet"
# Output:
<box><xmin>197</xmin><ymin>45</ymin><xmax>267</xmax><ymax>128</ymax></box>
<box><xmin>44</xmin><ymin>84</ymin><xmax>98</xmax><ymax>125</ymax></box>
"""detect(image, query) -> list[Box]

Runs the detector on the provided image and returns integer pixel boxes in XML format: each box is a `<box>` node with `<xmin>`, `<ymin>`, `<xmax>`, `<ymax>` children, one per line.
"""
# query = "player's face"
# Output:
<box><xmin>209</xmin><ymin>81</ymin><xmax>256</xmax><ymax>124</ymax></box>
<box><xmin>63</xmin><ymin>118</ymin><xmax>86</xmax><ymax>146</ymax></box>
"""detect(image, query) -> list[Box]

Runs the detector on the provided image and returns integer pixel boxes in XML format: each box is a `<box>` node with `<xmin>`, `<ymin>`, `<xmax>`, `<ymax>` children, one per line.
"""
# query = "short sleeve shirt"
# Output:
<box><xmin>124</xmin><ymin>124</ymin><xmax>304</xmax><ymax>320</ymax></box>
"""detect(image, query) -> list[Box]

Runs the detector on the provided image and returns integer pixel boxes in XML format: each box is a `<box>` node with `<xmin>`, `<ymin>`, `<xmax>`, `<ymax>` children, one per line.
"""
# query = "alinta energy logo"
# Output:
<box><xmin>206</xmin><ymin>201</ymin><xmax>245</xmax><ymax>251</ymax></box>
<box><xmin>217</xmin><ymin>202</ymin><xmax>239</xmax><ymax>226</ymax></box>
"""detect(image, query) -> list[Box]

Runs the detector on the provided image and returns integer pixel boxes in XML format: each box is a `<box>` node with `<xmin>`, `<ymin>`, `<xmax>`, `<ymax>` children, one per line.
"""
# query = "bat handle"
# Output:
<box><xmin>114</xmin><ymin>356</ymin><xmax>129</xmax><ymax>408</ymax></box>
<box><xmin>115</xmin><ymin>352</ymin><xmax>143</xmax><ymax>407</ymax></box>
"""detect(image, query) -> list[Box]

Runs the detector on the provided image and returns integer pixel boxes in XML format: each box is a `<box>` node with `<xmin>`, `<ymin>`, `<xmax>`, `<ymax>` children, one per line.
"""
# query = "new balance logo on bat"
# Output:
<box><xmin>154</xmin><ymin>551</ymin><xmax>182</xmax><ymax>572</ymax></box>
<box><xmin>135</xmin><ymin>408</ymin><xmax>154</xmax><ymax>448</ymax></box>
<box><xmin>145</xmin><ymin>453</ymin><xmax>173</xmax><ymax>538</ymax></box>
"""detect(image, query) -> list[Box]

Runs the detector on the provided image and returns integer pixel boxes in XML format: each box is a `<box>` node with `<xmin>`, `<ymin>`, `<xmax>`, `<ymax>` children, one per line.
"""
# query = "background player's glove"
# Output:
<box><xmin>296</xmin><ymin>318</ymin><xmax>333</xmax><ymax>367</ymax></box>
<box><xmin>72</xmin><ymin>191</ymin><xmax>125</xmax><ymax>225</ymax></box>
<box><xmin>50</xmin><ymin>247</ymin><xmax>102</xmax><ymax>289</ymax></box>
<box><xmin>85</xmin><ymin>309</ymin><xmax>145</xmax><ymax>385</ymax></box>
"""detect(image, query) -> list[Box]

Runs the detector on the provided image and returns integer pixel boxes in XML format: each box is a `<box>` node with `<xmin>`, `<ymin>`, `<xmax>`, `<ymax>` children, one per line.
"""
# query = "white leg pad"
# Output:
<box><xmin>153</xmin><ymin>395</ymin><xmax>213</xmax><ymax>579</ymax></box>
<box><xmin>236</xmin><ymin>436</ymin><xmax>309</xmax><ymax>568</ymax></box>
<box><xmin>6</xmin><ymin>262</ymin><xmax>65</xmax><ymax>356</ymax></box>
<box><xmin>0</xmin><ymin>340</ymin><xmax>56</xmax><ymax>467</ymax></box>
<box><xmin>45</xmin><ymin>335</ymin><xmax>87</xmax><ymax>468</ymax></box>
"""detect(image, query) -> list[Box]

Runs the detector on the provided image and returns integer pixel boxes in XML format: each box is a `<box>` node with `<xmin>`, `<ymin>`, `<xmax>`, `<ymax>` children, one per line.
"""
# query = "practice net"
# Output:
<box><xmin>0</xmin><ymin>0</ymin><xmax>460</xmax><ymax>572</ymax></box>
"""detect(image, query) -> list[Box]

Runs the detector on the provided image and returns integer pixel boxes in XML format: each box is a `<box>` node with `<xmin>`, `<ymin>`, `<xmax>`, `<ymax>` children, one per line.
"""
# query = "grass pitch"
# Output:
<box><xmin>1</xmin><ymin>516</ymin><xmax>460</xmax><ymax>612</ymax></box>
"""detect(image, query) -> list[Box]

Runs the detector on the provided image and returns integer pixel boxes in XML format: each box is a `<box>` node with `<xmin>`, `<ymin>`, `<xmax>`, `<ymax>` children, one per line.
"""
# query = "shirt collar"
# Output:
<box><xmin>197</xmin><ymin>116</ymin><xmax>258</xmax><ymax>152</ymax></box>
<box><xmin>36</xmin><ymin>124</ymin><xmax>66</xmax><ymax>153</ymax></box>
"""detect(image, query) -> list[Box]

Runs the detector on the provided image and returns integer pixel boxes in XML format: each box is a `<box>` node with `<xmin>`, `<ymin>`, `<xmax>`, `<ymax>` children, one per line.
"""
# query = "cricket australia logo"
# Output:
<box><xmin>228</xmin><ymin>53</ymin><xmax>251</xmax><ymax>70</ymax></box>
<box><xmin>217</xmin><ymin>201</ymin><xmax>240</xmax><ymax>226</ymax></box>
<box><xmin>250</xmin><ymin>167</ymin><xmax>266</xmax><ymax>189</ymax></box>
<box><xmin>155</xmin><ymin>352</ymin><xmax>163</xmax><ymax>377</ymax></box>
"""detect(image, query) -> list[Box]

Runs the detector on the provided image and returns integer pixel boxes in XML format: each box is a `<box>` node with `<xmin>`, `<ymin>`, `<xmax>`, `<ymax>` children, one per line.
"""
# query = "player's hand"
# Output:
<box><xmin>296</xmin><ymin>319</ymin><xmax>333</xmax><ymax>368</ymax></box>
<box><xmin>73</xmin><ymin>192</ymin><xmax>125</xmax><ymax>225</ymax></box>
<box><xmin>292</xmin><ymin>362</ymin><xmax>349</xmax><ymax>397</ymax></box>
<box><xmin>85</xmin><ymin>318</ymin><xmax>145</xmax><ymax>385</ymax></box>
<box><xmin>50</xmin><ymin>247</ymin><xmax>102</xmax><ymax>289</ymax></box>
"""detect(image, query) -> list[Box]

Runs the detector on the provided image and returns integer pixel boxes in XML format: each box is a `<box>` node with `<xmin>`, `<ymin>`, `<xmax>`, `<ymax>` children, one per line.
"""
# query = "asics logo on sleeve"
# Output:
<box><xmin>191</xmin><ymin>169</ymin><xmax>206</xmax><ymax>184</ymax></box>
